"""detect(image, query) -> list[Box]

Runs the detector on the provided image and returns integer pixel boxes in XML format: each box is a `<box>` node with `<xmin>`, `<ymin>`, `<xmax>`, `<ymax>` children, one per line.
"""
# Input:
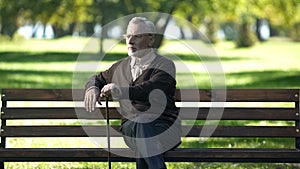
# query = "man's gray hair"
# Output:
<box><xmin>128</xmin><ymin>17</ymin><xmax>156</xmax><ymax>34</ymax></box>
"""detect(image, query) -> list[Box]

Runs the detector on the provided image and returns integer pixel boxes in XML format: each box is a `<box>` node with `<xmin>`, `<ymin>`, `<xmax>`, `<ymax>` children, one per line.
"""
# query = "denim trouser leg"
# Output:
<box><xmin>121</xmin><ymin>119</ymin><xmax>181</xmax><ymax>169</ymax></box>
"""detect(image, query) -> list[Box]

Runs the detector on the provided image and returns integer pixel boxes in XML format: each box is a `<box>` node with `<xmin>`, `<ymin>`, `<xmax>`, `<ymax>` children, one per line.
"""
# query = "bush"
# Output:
<box><xmin>0</xmin><ymin>34</ymin><xmax>11</xmax><ymax>42</ymax></box>
<box><xmin>12</xmin><ymin>33</ymin><xmax>26</xmax><ymax>42</ymax></box>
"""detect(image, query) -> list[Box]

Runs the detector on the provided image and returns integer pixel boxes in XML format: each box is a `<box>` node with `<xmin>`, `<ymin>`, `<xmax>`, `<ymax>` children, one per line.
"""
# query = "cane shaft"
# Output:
<box><xmin>105</xmin><ymin>97</ymin><xmax>111</xmax><ymax>169</ymax></box>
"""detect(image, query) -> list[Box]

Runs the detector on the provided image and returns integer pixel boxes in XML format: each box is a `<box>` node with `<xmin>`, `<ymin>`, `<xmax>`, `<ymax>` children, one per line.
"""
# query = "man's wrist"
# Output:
<box><xmin>86</xmin><ymin>86</ymin><xmax>100</xmax><ymax>92</ymax></box>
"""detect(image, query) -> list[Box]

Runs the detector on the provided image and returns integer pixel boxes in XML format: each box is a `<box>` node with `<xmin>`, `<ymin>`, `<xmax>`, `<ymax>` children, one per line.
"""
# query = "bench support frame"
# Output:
<box><xmin>296</xmin><ymin>90</ymin><xmax>300</xmax><ymax>149</ymax></box>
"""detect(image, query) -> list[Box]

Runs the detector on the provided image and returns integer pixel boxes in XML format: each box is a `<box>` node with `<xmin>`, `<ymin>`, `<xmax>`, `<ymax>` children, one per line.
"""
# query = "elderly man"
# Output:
<box><xmin>84</xmin><ymin>17</ymin><xmax>181</xmax><ymax>169</ymax></box>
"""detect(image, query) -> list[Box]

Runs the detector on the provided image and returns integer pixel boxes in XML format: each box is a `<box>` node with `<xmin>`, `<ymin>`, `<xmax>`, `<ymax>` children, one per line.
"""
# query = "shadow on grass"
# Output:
<box><xmin>0</xmin><ymin>51</ymin><xmax>249</xmax><ymax>63</ymax></box>
<box><xmin>1</xmin><ymin>69</ymin><xmax>299</xmax><ymax>89</ymax></box>
<box><xmin>0</xmin><ymin>69</ymin><xmax>92</xmax><ymax>89</ymax></box>
<box><xmin>0</xmin><ymin>52</ymin><xmax>100</xmax><ymax>62</ymax></box>
<box><xmin>227</xmin><ymin>70</ymin><xmax>300</xmax><ymax>89</ymax></box>
<box><xmin>1</xmin><ymin>52</ymin><xmax>299</xmax><ymax>89</ymax></box>
<box><xmin>165</xmin><ymin>53</ymin><xmax>250</xmax><ymax>62</ymax></box>
<box><xmin>177</xmin><ymin>70</ymin><xmax>300</xmax><ymax>89</ymax></box>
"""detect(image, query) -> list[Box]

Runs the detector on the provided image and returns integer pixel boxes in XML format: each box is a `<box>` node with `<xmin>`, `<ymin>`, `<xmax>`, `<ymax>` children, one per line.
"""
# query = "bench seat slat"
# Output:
<box><xmin>2</xmin><ymin>108</ymin><xmax>121</xmax><ymax>119</ymax></box>
<box><xmin>166</xmin><ymin>148</ymin><xmax>300</xmax><ymax>162</ymax></box>
<box><xmin>175</xmin><ymin>89</ymin><xmax>298</xmax><ymax>102</ymax></box>
<box><xmin>3</xmin><ymin>108</ymin><xmax>297</xmax><ymax>120</ymax></box>
<box><xmin>0</xmin><ymin>148</ymin><xmax>300</xmax><ymax>163</ymax></box>
<box><xmin>180</xmin><ymin>107</ymin><xmax>297</xmax><ymax>120</ymax></box>
<box><xmin>2</xmin><ymin>89</ymin><xmax>82</xmax><ymax>101</ymax></box>
<box><xmin>186</xmin><ymin>126</ymin><xmax>300</xmax><ymax>137</ymax></box>
<box><xmin>3</xmin><ymin>89</ymin><xmax>298</xmax><ymax>102</ymax></box>
<box><xmin>2</xmin><ymin>126</ymin><xmax>299</xmax><ymax>137</ymax></box>
<box><xmin>1</xmin><ymin>126</ymin><xmax>120</xmax><ymax>137</ymax></box>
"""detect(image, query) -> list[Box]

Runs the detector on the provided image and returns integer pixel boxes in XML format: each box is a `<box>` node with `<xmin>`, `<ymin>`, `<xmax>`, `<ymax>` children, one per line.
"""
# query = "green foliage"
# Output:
<box><xmin>12</xmin><ymin>32</ymin><xmax>26</xmax><ymax>42</ymax></box>
<box><xmin>1</xmin><ymin>0</ymin><xmax>300</xmax><ymax>43</ymax></box>
<box><xmin>0</xmin><ymin>34</ymin><xmax>11</xmax><ymax>42</ymax></box>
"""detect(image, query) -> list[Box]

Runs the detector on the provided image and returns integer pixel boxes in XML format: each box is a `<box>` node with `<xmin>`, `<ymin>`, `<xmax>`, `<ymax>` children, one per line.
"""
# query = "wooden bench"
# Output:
<box><xmin>1</xmin><ymin>88</ymin><xmax>300</xmax><ymax>168</ymax></box>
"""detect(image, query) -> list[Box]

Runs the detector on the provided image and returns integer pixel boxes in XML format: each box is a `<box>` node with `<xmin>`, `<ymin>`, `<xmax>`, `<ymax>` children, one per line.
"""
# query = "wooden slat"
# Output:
<box><xmin>184</xmin><ymin>126</ymin><xmax>300</xmax><ymax>137</ymax></box>
<box><xmin>1</xmin><ymin>148</ymin><xmax>300</xmax><ymax>163</ymax></box>
<box><xmin>165</xmin><ymin>148</ymin><xmax>300</xmax><ymax>162</ymax></box>
<box><xmin>179</xmin><ymin>107</ymin><xmax>298</xmax><ymax>120</ymax></box>
<box><xmin>2</xmin><ymin>108</ymin><xmax>78</xmax><ymax>119</ymax></box>
<box><xmin>3</xmin><ymin>89</ymin><xmax>298</xmax><ymax>102</ymax></box>
<box><xmin>2</xmin><ymin>89</ymin><xmax>84</xmax><ymax>101</ymax></box>
<box><xmin>3</xmin><ymin>107</ymin><xmax>297</xmax><ymax>120</ymax></box>
<box><xmin>2</xmin><ymin>108</ymin><xmax>121</xmax><ymax>119</ymax></box>
<box><xmin>2</xmin><ymin>126</ymin><xmax>299</xmax><ymax>137</ymax></box>
<box><xmin>224</xmin><ymin>89</ymin><xmax>298</xmax><ymax>102</ymax></box>
<box><xmin>175</xmin><ymin>89</ymin><xmax>298</xmax><ymax>102</ymax></box>
<box><xmin>0</xmin><ymin>148</ymin><xmax>133</xmax><ymax>162</ymax></box>
<box><xmin>1</xmin><ymin>126</ymin><xmax>121</xmax><ymax>137</ymax></box>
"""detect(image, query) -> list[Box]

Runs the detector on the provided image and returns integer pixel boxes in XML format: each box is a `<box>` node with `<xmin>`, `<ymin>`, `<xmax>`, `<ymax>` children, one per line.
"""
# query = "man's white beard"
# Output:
<box><xmin>128</xmin><ymin>48</ymin><xmax>151</xmax><ymax>58</ymax></box>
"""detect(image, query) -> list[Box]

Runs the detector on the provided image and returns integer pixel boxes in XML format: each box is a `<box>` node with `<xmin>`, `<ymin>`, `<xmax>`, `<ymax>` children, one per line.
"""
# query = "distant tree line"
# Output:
<box><xmin>0</xmin><ymin>0</ymin><xmax>299</xmax><ymax>48</ymax></box>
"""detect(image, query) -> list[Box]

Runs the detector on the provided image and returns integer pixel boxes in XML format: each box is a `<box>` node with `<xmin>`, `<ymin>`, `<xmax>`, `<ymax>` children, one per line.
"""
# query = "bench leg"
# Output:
<box><xmin>0</xmin><ymin>162</ymin><xmax>4</xmax><ymax>169</ymax></box>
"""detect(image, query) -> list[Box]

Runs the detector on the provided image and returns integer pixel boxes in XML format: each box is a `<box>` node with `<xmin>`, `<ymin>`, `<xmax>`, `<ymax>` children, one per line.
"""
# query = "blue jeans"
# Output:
<box><xmin>121</xmin><ymin>118</ymin><xmax>181</xmax><ymax>169</ymax></box>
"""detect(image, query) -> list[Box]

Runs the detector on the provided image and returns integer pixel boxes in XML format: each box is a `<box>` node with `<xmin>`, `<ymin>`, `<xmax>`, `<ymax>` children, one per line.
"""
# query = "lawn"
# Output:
<box><xmin>0</xmin><ymin>37</ymin><xmax>300</xmax><ymax>168</ymax></box>
<box><xmin>0</xmin><ymin>36</ymin><xmax>299</xmax><ymax>89</ymax></box>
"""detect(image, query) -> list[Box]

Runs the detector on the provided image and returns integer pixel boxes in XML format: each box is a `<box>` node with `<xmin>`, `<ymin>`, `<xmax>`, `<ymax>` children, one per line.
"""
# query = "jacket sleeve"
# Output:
<box><xmin>85</xmin><ymin>59</ymin><xmax>125</xmax><ymax>91</ymax></box>
<box><xmin>85</xmin><ymin>72</ymin><xmax>108</xmax><ymax>91</ymax></box>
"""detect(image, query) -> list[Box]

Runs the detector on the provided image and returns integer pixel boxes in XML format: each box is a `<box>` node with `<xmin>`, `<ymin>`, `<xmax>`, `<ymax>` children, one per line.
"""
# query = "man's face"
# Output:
<box><xmin>125</xmin><ymin>22</ymin><xmax>154</xmax><ymax>57</ymax></box>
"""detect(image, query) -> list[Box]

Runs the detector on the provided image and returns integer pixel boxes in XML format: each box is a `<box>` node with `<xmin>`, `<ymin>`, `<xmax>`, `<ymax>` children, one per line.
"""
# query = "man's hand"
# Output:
<box><xmin>84</xmin><ymin>86</ymin><xmax>100</xmax><ymax>112</ymax></box>
<box><xmin>100</xmin><ymin>83</ymin><xmax>121</xmax><ymax>99</ymax></box>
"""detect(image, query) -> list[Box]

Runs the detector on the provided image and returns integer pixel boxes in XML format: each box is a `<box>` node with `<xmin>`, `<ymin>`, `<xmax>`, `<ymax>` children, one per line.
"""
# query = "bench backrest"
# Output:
<box><xmin>1</xmin><ymin>89</ymin><xmax>299</xmax><ymax>149</ymax></box>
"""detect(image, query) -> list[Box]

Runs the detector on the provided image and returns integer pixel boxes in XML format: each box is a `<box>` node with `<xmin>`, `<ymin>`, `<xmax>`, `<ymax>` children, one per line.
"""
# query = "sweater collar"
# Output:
<box><xmin>130</xmin><ymin>48</ymin><xmax>156</xmax><ymax>68</ymax></box>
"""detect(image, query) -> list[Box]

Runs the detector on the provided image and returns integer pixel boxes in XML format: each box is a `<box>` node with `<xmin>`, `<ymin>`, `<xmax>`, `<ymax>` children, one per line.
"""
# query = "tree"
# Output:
<box><xmin>172</xmin><ymin>0</ymin><xmax>242</xmax><ymax>43</ymax></box>
<box><xmin>248</xmin><ymin>0</ymin><xmax>300</xmax><ymax>39</ymax></box>
<box><xmin>1</xmin><ymin>0</ymin><xmax>299</xmax><ymax>44</ymax></box>
<box><xmin>0</xmin><ymin>0</ymin><xmax>24</xmax><ymax>37</ymax></box>
<box><xmin>236</xmin><ymin>14</ymin><xmax>257</xmax><ymax>47</ymax></box>
<box><xmin>271</xmin><ymin>0</ymin><xmax>300</xmax><ymax>40</ymax></box>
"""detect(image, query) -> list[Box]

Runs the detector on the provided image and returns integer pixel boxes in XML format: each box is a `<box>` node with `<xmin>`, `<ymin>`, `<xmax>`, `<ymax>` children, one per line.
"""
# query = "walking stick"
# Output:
<box><xmin>105</xmin><ymin>96</ymin><xmax>112</xmax><ymax>169</ymax></box>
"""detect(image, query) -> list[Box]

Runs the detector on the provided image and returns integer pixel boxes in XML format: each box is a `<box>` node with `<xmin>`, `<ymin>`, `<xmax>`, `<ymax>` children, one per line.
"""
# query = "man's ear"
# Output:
<box><xmin>152</xmin><ymin>34</ymin><xmax>163</xmax><ymax>48</ymax></box>
<box><xmin>148</xmin><ymin>35</ymin><xmax>155</xmax><ymax>47</ymax></box>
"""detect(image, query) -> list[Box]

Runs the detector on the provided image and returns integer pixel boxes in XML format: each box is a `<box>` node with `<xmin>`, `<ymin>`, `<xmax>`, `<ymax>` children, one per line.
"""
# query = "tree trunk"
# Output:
<box><xmin>153</xmin><ymin>0</ymin><xmax>179</xmax><ymax>49</ymax></box>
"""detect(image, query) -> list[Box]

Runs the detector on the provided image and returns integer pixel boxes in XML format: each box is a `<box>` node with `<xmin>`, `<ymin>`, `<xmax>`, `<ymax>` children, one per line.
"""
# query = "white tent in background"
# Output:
<box><xmin>32</xmin><ymin>22</ymin><xmax>54</xmax><ymax>39</ymax></box>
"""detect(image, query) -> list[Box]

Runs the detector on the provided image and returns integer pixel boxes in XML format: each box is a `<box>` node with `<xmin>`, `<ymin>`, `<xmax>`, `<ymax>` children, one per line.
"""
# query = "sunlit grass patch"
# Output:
<box><xmin>1</xmin><ymin>37</ymin><xmax>300</xmax><ymax>168</ymax></box>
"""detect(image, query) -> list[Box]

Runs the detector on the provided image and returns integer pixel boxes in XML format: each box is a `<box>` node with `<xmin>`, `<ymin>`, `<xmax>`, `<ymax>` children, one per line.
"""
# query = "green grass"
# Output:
<box><xmin>1</xmin><ymin>37</ymin><xmax>299</xmax><ymax>89</ymax></box>
<box><xmin>1</xmin><ymin>37</ymin><xmax>300</xmax><ymax>168</ymax></box>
